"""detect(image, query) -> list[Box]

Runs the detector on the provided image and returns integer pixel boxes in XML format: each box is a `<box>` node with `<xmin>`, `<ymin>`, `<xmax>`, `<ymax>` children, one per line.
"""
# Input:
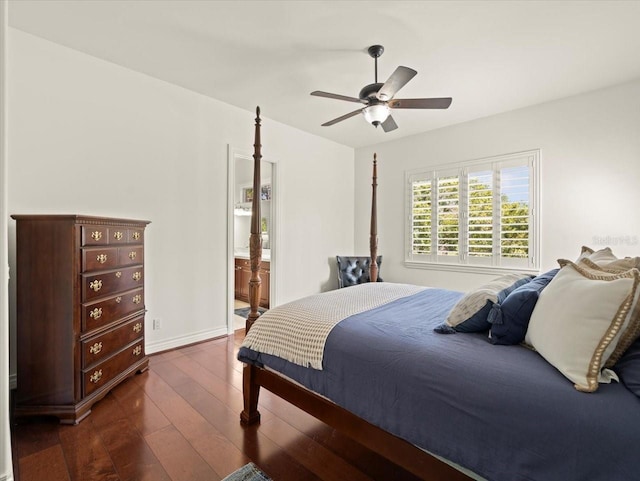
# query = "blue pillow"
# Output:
<box><xmin>615</xmin><ymin>339</ymin><xmax>640</xmax><ymax>398</ymax></box>
<box><xmin>434</xmin><ymin>301</ymin><xmax>494</xmax><ymax>334</ymax></box>
<box><xmin>488</xmin><ymin>269</ymin><xmax>559</xmax><ymax>345</ymax></box>
<box><xmin>434</xmin><ymin>273</ymin><xmax>534</xmax><ymax>334</ymax></box>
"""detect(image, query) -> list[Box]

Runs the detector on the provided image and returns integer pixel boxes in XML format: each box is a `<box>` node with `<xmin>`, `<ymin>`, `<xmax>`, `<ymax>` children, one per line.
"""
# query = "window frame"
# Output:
<box><xmin>405</xmin><ymin>150</ymin><xmax>540</xmax><ymax>275</ymax></box>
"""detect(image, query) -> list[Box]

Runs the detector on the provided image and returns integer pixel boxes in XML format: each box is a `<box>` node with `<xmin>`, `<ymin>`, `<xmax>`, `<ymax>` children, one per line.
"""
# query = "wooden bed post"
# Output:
<box><xmin>369</xmin><ymin>153</ymin><xmax>379</xmax><ymax>283</ymax></box>
<box><xmin>247</xmin><ymin>106</ymin><xmax>263</xmax><ymax>334</ymax></box>
<box><xmin>241</xmin><ymin>363</ymin><xmax>261</xmax><ymax>425</ymax></box>
<box><xmin>241</xmin><ymin>106</ymin><xmax>263</xmax><ymax>426</ymax></box>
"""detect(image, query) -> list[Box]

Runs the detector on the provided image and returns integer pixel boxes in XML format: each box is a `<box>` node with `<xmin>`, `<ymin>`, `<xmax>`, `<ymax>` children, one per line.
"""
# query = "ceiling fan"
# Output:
<box><xmin>311</xmin><ymin>45</ymin><xmax>452</xmax><ymax>132</ymax></box>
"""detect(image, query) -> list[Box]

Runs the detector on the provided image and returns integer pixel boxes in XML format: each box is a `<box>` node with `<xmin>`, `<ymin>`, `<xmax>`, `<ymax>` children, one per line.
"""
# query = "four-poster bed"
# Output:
<box><xmin>238</xmin><ymin>108</ymin><xmax>465</xmax><ymax>479</ymax></box>
<box><xmin>237</xmin><ymin>108</ymin><xmax>640</xmax><ymax>481</ymax></box>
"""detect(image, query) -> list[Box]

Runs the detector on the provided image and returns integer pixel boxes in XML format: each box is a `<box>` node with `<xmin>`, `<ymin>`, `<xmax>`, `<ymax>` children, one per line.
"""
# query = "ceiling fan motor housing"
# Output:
<box><xmin>359</xmin><ymin>82</ymin><xmax>384</xmax><ymax>101</ymax></box>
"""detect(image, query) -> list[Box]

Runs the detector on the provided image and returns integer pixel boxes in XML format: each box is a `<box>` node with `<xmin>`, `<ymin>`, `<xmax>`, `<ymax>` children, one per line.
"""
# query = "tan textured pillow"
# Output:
<box><xmin>577</xmin><ymin>246</ymin><xmax>616</xmax><ymax>264</ymax></box>
<box><xmin>577</xmin><ymin>246</ymin><xmax>640</xmax><ymax>271</ymax></box>
<box><xmin>525</xmin><ymin>260</ymin><xmax>640</xmax><ymax>392</ymax></box>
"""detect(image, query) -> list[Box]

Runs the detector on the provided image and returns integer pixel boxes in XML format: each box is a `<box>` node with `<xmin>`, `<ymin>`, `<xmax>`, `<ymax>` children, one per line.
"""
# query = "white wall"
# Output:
<box><xmin>355</xmin><ymin>80</ymin><xmax>640</xmax><ymax>292</ymax></box>
<box><xmin>1</xmin><ymin>4</ymin><xmax>14</xmax><ymax>480</ymax></box>
<box><xmin>7</xmin><ymin>28</ymin><xmax>354</xmax><ymax>367</ymax></box>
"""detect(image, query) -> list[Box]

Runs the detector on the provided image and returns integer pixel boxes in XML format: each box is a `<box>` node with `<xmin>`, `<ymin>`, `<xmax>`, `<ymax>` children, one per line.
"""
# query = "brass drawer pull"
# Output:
<box><xmin>89</xmin><ymin>308</ymin><xmax>103</xmax><ymax>320</ymax></box>
<box><xmin>115</xmin><ymin>271</ymin><xmax>122</xmax><ymax>278</ymax></box>
<box><xmin>96</xmin><ymin>254</ymin><xmax>108</xmax><ymax>264</ymax></box>
<box><xmin>133</xmin><ymin>322</ymin><xmax>142</xmax><ymax>333</ymax></box>
<box><xmin>133</xmin><ymin>346</ymin><xmax>142</xmax><ymax>356</ymax></box>
<box><xmin>91</xmin><ymin>231</ymin><xmax>102</xmax><ymax>241</ymax></box>
<box><xmin>90</xmin><ymin>369</ymin><xmax>103</xmax><ymax>383</ymax></box>
<box><xmin>133</xmin><ymin>232</ymin><xmax>141</xmax><ymax>240</ymax></box>
<box><xmin>89</xmin><ymin>280</ymin><xmax>102</xmax><ymax>292</ymax></box>
<box><xmin>132</xmin><ymin>294</ymin><xmax>142</xmax><ymax>305</ymax></box>
<box><xmin>132</xmin><ymin>272</ymin><xmax>142</xmax><ymax>281</ymax></box>
<box><xmin>114</xmin><ymin>231</ymin><xmax>123</xmax><ymax>240</ymax></box>
<box><xmin>89</xmin><ymin>342</ymin><xmax>103</xmax><ymax>355</ymax></box>
<box><xmin>128</xmin><ymin>251</ymin><xmax>137</xmax><ymax>260</ymax></box>
<box><xmin>115</xmin><ymin>296</ymin><xmax>122</xmax><ymax>303</ymax></box>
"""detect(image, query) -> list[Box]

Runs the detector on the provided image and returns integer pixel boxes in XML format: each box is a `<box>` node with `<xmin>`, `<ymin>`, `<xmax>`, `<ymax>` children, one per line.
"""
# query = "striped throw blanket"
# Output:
<box><xmin>241</xmin><ymin>282</ymin><xmax>427</xmax><ymax>370</ymax></box>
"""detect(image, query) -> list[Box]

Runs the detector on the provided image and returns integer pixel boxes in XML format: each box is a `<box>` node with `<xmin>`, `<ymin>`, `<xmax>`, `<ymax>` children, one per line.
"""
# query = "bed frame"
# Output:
<box><xmin>240</xmin><ymin>107</ymin><xmax>472</xmax><ymax>481</ymax></box>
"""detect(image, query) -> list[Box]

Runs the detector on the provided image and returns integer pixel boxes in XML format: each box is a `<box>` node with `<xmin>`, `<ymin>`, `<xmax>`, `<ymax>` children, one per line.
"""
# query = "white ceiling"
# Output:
<box><xmin>8</xmin><ymin>0</ymin><xmax>640</xmax><ymax>149</ymax></box>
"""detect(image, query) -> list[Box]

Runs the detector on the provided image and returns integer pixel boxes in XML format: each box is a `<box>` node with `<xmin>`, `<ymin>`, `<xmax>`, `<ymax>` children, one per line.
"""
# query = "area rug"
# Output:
<box><xmin>222</xmin><ymin>462</ymin><xmax>271</xmax><ymax>481</ymax></box>
<box><xmin>234</xmin><ymin>307</ymin><xmax>267</xmax><ymax>318</ymax></box>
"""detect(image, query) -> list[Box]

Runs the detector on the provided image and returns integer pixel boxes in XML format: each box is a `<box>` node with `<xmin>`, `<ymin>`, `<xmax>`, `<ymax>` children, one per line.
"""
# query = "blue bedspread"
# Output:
<box><xmin>238</xmin><ymin>287</ymin><xmax>640</xmax><ymax>481</ymax></box>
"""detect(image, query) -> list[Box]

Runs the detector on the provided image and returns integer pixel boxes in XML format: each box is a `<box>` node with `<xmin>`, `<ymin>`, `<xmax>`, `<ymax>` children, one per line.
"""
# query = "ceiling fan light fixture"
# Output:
<box><xmin>363</xmin><ymin>103</ymin><xmax>390</xmax><ymax>125</ymax></box>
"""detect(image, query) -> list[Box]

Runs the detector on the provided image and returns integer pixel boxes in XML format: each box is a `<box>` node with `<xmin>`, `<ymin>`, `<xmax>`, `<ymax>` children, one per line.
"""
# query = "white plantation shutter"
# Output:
<box><xmin>436</xmin><ymin>174</ymin><xmax>460</xmax><ymax>260</ymax></box>
<box><xmin>467</xmin><ymin>168</ymin><xmax>494</xmax><ymax>262</ymax></box>
<box><xmin>499</xmin><ymin>162</ymin><xmax>532</xmax><ymax>268</ymax></box>
<box><xmin>410</xmin><ymin>175</ymin><xmax>433</xmax><ymax>256</ymax></box>
<box><xmin>406</xmin><ymin>151</ymin><xmax>539</xmax><ymax>272</ymax></box>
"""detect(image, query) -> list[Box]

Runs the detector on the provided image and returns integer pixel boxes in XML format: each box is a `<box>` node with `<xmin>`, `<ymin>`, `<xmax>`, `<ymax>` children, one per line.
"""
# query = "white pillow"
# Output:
<box><xmin>577</xmin><ymin>258</ymin><xmax>640</xmax><ymax>367</ymax></box>
<box><xmin>525</xmin><ymin>260</ymin><xmax>640</xmax><ymax>392</ymax></box>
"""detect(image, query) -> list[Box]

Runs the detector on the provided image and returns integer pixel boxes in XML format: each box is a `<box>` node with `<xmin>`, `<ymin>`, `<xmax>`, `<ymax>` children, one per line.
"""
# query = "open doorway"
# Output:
<box><xmin>227</xmin><ymin>147</ymin><xmax>276</xmax><ymax>333</ymax></box>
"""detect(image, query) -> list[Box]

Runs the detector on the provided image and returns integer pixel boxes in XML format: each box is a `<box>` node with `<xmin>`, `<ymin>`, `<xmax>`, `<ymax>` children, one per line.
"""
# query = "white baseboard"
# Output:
<box><xmin>145</xmin><ymin>327</ymin><xmax>229</xmax><ymax>355</ymax></box>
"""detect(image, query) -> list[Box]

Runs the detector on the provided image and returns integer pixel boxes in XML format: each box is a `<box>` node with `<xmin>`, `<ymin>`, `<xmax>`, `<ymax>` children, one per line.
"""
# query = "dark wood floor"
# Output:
<box><xmin>11</xmin><ymin>330</ymin><xmax>424</xmax><ymax>481</ymax></box>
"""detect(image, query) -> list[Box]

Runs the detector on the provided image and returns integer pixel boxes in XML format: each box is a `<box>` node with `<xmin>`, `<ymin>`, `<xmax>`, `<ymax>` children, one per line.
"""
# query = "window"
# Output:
<box><xmin>406</xmin><ymin>150</ymin><xmax>539</xmax><ymax>273</ymax></box>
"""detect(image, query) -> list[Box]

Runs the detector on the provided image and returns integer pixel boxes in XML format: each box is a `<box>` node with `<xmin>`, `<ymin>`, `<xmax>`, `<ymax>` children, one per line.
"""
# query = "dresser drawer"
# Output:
<box><xmin>82</xmin><ymin>247</ymin><xmax>119</xmax><ymax>272</ymax></box>
<box><xmin>128</xmin><ymin>228</ymin><xmax>144</xmax><ymax>243</ymax></box>
<box><xmin>82</xmin><ymin>316</ymin><xmax>144</xmax><ymax>368</ymax></box>
<box><xmin>82</xmin><ymin>266</ymin><xmax>144</xmax><ymax>301</ymax></box>
<box><xmin>118</xmin><ymin>246</ymin><xmax>143</xmax><ymax>266</ymax></box>
<box><xmin>82</xmin><ymin>246</ymin><xmax>143</xmax><ymax>272</ymax></box>
<box><xmin>235</xmin><ymin>258</ymin><xmax>250</xmax><ymax>268</ymax></box>
<box><xmin>82</xmin><ymin>288</ymin><xmax>144</xmax><ymax>333</ymax></box>
<box><xmin>109</xmin><ymin>228</ymin><xmax>128</xmax><ymax>244</ymax></box>
<box><xmin>83</xmin><ymin>339</ymin><xmax>145</xmax><ymax>396</ymax></box>
<box><xmin>82</xmin><ymin>226</ymin><xmax>109</xmax><ymax>246</ymax></box>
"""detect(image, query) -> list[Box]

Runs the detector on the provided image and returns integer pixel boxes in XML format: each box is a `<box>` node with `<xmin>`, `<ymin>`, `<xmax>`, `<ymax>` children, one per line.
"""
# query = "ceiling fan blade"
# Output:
<box><xmin>311</xmin><ymin>91</ymin><xmax>364</xmax><ymax>104</ymax></box>
<box><xmin>321</xmin><ymin>108</ymin><xmax>363</xmax><ymax>126</ymax></box>
<box><xmin>389</xmin><ymin>97</ymin><xmax>453</xmax><ymax>109</ymax></box>
<box><xmin>376</xmin><ymin>66</ymin><xmax>417</xmax><ymax>101</ymax></box>
<box><xmin>381</xmin><ymin>115</ymin><xmax>398</xmax><ymax>132</ymax></box>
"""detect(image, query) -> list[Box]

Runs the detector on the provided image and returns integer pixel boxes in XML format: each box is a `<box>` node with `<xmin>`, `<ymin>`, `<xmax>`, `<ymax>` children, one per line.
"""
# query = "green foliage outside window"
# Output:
<box><xmin>411</xmin><ymin>175</ymin><xmax>529</xmax><ymax>259</ymax></box>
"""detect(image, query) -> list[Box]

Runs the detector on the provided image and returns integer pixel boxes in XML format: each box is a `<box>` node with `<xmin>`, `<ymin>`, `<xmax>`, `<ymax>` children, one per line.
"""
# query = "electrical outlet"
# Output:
<box><xmin>153</xmin><ymin>319</ymin><xmax>161</xmax><ymax>330</ymax></box>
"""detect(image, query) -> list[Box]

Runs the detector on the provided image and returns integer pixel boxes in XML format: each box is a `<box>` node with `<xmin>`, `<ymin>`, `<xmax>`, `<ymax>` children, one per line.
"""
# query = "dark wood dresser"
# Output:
<box><xmin>11</xmin><ymin>215</ymin><xmax>151</xmax><ymax>424</ymax></box>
